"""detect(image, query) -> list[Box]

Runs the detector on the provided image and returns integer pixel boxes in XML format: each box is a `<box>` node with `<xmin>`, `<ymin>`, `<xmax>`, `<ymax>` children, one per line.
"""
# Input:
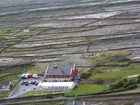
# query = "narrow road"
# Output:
<box><xmin>0</xmin><ymin>93</ymin><xmax>140</xmax><ymax>105</ymax></box>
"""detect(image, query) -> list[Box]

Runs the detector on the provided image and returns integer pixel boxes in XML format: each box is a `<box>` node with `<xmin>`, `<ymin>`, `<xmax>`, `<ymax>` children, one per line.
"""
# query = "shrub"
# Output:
<box><xmin>45</xmin><ymin>94</ymin><xmax>53</xmax><ymax>98</ymax></box>
<box><xmin>126</xmin><ymin>84</ymin><xmax>137</xmax><ymax>90</ymax></box>
<box><xmin>110</xmin><ymin>83</ymin><xmax>122</xmax><ymax>90</ymax></box>
<box><xmin>123</xmin><ymin>78</ymin><xmax>135</xmax><ymax>88</ymax></box>
<box><xmin>94</xmin><ymin>78</ymin><xmax>104</xmax><ymax>84</ymax></box>
<box><xmin>123</xmin><ymin>81</ymin><xmax>131</xmax><ymax>88</ymax></box>
<box><xmin>81</xmin><ymin>72</ymin><xmax>91</xmax><ymax>79</ymax></box>
<box><xmin>110</xmin><ymin>78</ymin><xmax>128</xmax><ymax>90</ymax></box>
<box><xmin>110</xmin><ymin>77</ymin><xmax>138</xmax><ymax>91</ymax></box>
<box><xmin>136</xmin><ymin>77</ymin><xmax>140</xmax><ymax>83</ymax></box>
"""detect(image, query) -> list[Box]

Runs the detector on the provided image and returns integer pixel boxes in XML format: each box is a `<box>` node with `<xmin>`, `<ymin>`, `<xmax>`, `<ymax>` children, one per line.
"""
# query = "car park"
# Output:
<box><xmin>30</xmin><ymin>81</ymin><xmax>38</xmax><ymax>85</ymax></box>
<box><xmin>30</xmin><ymin>81</ymin><xmax>36</xmax><ymax>85</ymax></box>
<box><xmin>25</xmin><ymin>82</ymin><xmax>29</xmax><ymax>86</ymax></box>
<box><xmin>21</xmin><ymin>81</ymin><xmax>29</xmax><ymax>86</ymax></box>
<box><xmin>34</xmin><ymin>82</ymin><xmax>38</xmax><ymax>86</ymax></box>
<box><xmin>21</xmin><ymin>74</ymin><xmax>28</xmax><ymax>79</ymax></box>
<box><xmin>21</xmin><ymin>81</ymin><xmax>25</xmax><ymax>85</ymax></box>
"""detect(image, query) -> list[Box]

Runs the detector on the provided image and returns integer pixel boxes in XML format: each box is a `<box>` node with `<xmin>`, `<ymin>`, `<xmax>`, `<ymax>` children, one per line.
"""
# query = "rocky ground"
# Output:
<box><xmin>0</xmin><ymin>0</ymin><xmax>140</xmax><ymax>67</ymax></box>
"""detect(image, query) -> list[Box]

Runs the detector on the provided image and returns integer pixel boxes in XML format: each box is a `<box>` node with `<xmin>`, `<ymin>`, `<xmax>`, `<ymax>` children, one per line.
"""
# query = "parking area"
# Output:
<box><xmin>19</xmin><ymin>77</ymin><xmax>43</xmax><ymax>91</ymax></box>
<box><xmin>8</xmin><ymin>76</ymin><xmax>44</xmax><ymax>98</ymax></box>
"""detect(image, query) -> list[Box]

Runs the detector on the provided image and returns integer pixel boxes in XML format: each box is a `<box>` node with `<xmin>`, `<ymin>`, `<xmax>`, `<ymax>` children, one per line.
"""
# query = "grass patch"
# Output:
<box><xmin>116</xmin><ymin>84</ymin><xmax>140</xmax><ymax>94</ymax></box>
<box><xmin>66</xmin><ymin>84</ymin><xmax>108</xmax><ymax>96</ymax></box>
<box><xmin>0</xmin><ymin>67</ymin><xmax>24</xmax><ymax>78</ymax></box>
<box><xmin>0</xmin><ymin>64</ymin><xmax>43</xmax><ymax>79</ymax></box>
<box><xmin>109</xmin><ymin>18</ymin><xmax>140</xmax><ymax>24</ymax></box>
<box><xmin>24</xmin><ymin>101</ymin><xmax>65</xmax><ymax>105</ymax></box>
<box><xmin>17</xmin><ymin>28</ymin><xmax>46</xmax><ymax>36</ymax></box>
<box><xmin>23</xmin><ymin>91</ymin><xmax>61</xmax><ymax>97</ymax></box>
<box><xmin>103</xmin><ymin>58</ymin><xmax>129</xmax><ymax>66</ymax></box>
<box><xmin>0</xmin><ymin>91</ymin><xmax>8</xmax><ymax>99</ymax></box>
<box><xmin>0</xmin><ymin>65</ymin><xmax>29</xmax><ymax>81</ymax></box>
<box><xmin>86</xmin><ymin>50</ymin><xmax>130</xmax><ymax>66</ymax></box>
<box><xmin>90</xmin><ymin>68</ymin><xmax>140</xmax><ymax>82</ymax></box>
<box><xmin>27</xmin><ymin>64</ymin><xmax>44</xmax><ymax>74</ymax></box>
<box><xmin>0</xmin><ymin>27</ymin><xmax>20</xmax><ymax>35</ymax></box>
<box><xmin>1</xmin><ymin>51</ymin><xmax>26</xmax><ymax>56</ymax></box>
<box><xmin>78</xmin><ymin>67</ymin><xmax>90</xmax><ymax>73</ymax></box>
<box><xmin>54</xmin><ymin>43</ymin><xmax>68</xmax><ymax>48</ymax></box>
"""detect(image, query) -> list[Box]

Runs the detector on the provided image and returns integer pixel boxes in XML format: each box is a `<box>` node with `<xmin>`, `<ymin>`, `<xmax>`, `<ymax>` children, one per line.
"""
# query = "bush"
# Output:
<box><xmin>110</xmin><ymin>78</ymin><xmax>128</xmax><ymax>90</ymax></box>
<box><xmin>110</xmin><ymin>77</ymin><xmax>138</xmax><ymax>90</ymax></box>
<box><xmin>136</xmin><ymin>77</ymin><xmax>140</xmax><ymax>83</ymax></box>
<box><xmin>94</xmin><ymin>78</ymin><xmax>104</xmax><ymax>84</ymax></box>
<box><xmin>126</xmin><ymin>84</ymin><xmax>137</xmax><ymax>90</ymax></box>
<box><xmin>81</xmin><ymin>72</ymin><xmax>91</xmax><ymax>79</ymax></box>
<box><xmin>45</xmin><ymin>94</ymin><xmax>53</xmax><ymax>98</ymax></box>
<box><xmin>110</xmin><ymin>83</ymin><xmax>122</xmax><ymax>90</ymax></box>
<box><xmin>123</xmin><ymin>78</ymin><xmax>136</xmax><ymax>88</ymax></box>
<box><xmin>123</xmin><ymin>81</ymin><xmax>132</xmax><ymax>88</ymax></box>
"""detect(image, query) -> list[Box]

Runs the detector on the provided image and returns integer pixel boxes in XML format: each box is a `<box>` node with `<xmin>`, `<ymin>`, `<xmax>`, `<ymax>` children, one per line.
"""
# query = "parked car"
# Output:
<box><xmin>21</xmin><ymin>73</ymin><xmax>32</xmax><ymax>79</ymax></box>
<box><xmin>30</xmin><ymin>81</ymin><xmax>38</xmax><ymax>86</ymax></box>
<box><xmin>21</xmin><ymin>81</ymin><xmax>29</xmax><ymax>86</ymax></box>
<box><xmin>32</xmin><ymin>74</ymin><xmax>39</xmax><ymax>79</ymax></box>
<box><xmin>21</xmin><ymin>74</ymin><xmax>28</xmax><ymax>79</ymax></box>
<box><xmin>26</xmin><ymin>73</ymin><xmax>32</xmax><ymax>78</ymax></box>
<box><xmin>30</xmin><ymin>81</ymin><xmax>36</xmax><ymax>85</ymax></box>
<box><xmin>34</xmin><ymin>82</ymin><xmax>38</xmax><ymax>86</ymax></box>
<box><xmin>25</xmin><ymin>82</ymin><xmax>29</xmax><ymax>86</ymax></box>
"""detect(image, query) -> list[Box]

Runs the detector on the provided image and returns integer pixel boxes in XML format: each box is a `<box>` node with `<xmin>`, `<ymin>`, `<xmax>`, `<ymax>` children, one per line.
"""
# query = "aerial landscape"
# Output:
<box><xmin>0</xmin><ymin>0</ymin><xmax>140</xmax><ymax>105</ymax></box>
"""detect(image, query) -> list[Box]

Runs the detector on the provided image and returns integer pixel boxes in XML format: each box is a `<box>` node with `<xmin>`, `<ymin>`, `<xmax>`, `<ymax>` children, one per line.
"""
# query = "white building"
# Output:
<box><xmin>23</xmin><ymin>29</ymin><xmax>29</xmax><ymax>32</ymax></box>
<box><xmin>38</xmin><ymin>82</ymin><xmax>76</xmax><ymax>90</ymax></box>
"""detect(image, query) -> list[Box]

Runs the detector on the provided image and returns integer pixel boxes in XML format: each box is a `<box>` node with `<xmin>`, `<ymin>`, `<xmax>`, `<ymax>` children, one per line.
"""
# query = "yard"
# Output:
<box><xmin>66</xmin><ymin>84</ymin><xmax>108</xmax><ymax>96</ymax></box>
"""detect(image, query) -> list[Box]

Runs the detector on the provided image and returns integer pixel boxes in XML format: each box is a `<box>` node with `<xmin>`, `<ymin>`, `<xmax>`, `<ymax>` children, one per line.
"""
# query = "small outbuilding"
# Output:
<box><xmin>38</xmin><ymin>82</ymin><xmax>76</xmax><ymax>90</ymax></box>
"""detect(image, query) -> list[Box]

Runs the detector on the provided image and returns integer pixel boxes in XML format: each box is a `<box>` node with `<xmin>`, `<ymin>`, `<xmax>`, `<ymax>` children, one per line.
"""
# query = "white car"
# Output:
<box><xmin>32</xmin><ymin>74</ymin><xmax>39</xmax><ymax>79</ymax></box>
<box><xmin>21</xmin><ymin>74</ymin><xmax>28</xmax><ymax>79</ymax></box>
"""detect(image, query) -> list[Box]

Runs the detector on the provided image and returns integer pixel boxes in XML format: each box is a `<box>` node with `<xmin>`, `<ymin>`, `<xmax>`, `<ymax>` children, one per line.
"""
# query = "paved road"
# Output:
<box><xmin>1</xmin><ymin>93</ymin><xmax>140</xmax><ymax>105</ymax></box>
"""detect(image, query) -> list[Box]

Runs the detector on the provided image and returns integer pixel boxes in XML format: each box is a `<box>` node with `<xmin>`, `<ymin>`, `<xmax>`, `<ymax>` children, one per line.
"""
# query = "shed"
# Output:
<box><xmin>38</xmin><ymin>82</ymin><xmax>76</xmax><ymax>90</ymax></box>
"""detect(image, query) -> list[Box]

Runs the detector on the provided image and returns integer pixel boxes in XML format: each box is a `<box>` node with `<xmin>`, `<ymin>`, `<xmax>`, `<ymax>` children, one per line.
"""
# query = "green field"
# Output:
<box><xmin>24</xmin><ymin>101</ymin><xmax>65</xmax><ymax>105</ymax></box>
<box><xmin>0</xmin><ymin>91</ymin><xmax>8</xmax><ymax>99</ymax></box>
<box><xmin>23</xmin><ymin>91</ymin><xmax>61</xmax><ymax>97</ymax></box>
<box><xmin>17</xmin><ymin>28</ymin><xmax>46</xmax><ymax>36</ymax></box>
<box><xmin>0</xmin><ymin>27</ymin><xmax>20</xmax><ymax>36</ymax></box>
<box><xmin>90</xmin><ymin>69</ymin><xmax>140</xmax><ymax>82</ymax></box>
<box><xmin>89</xmin><ymin>63</ymin><xmax>140</xmax><ymax>83</ymax></box>
<box><xmin>66</xmin><ymin>84</ymin><xmax>108</xmax><ymax>96</ymax></box>
<box><xmin>0</xmin><ymin>64</ymin><xmax>43</xmax><ymax>81</ymax></box>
